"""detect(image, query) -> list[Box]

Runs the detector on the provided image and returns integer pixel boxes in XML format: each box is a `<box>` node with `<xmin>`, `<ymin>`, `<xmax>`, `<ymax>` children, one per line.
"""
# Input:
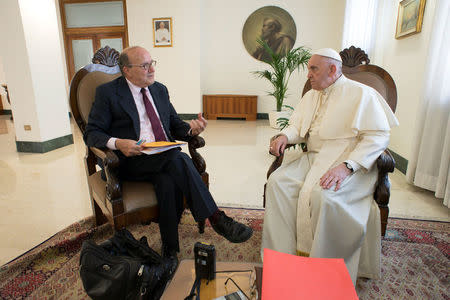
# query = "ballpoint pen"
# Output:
<box><xmin>136</xmin><ymin>139</ymin><xmax>145</xmax><ymax>145</ymax></box>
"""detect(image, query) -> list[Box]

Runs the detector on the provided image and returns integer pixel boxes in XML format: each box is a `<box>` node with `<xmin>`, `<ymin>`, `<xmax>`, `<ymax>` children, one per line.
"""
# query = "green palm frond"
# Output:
<box><xmin>253</xmin><ymin>39</ymin><xmax>311</xmax><ymax>111</ymax></box>
<box><xmin>282</xmin><ymin>104</ymin><xmax>294</xmax><ymax>111</ymax></box>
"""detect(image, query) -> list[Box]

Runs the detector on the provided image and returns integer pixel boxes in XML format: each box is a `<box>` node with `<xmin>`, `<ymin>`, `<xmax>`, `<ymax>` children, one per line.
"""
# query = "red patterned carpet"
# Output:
<box><xmin>0</xmin><ymin>208</ymin><xmax>448</xmax><ymax>299</ymax></box>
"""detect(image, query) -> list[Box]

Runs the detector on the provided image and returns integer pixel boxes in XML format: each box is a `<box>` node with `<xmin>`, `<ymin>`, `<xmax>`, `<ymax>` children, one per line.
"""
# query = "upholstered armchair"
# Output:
<box><xmin>264</xmin><ymin>46</ymin><xmax>397</xmax><ymax>236</ymax></box>
<box><xmin>69</xmin><ymin>46</ymin><xmax>207</xmax><ymax>232</ymax></box>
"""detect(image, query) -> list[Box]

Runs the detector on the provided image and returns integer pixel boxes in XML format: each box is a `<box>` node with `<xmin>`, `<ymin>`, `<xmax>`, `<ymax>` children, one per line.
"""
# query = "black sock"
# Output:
<box><xmin>208</xmin><ymin>209</ymin><xmax>222</xmax><ymax>224</ymax></box>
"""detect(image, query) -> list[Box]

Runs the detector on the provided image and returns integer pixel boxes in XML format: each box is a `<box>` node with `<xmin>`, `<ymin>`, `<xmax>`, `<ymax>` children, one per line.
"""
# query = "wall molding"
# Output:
<box><xmin>0</xmin><ymin>110</ymin><xmax>12</xmax><ymax>115</ymax></box>
<box><xmin>178</xmin><ymin>114</ymin><xmax>197</xmax><ymax>120</ymax></box>
<box><xmin>257</xmin><ymin>113</ymin><xmax>268</xmax><ymax>119</ymax></box>
<box><xmin>388</xmin><ymin>148</ymin><xmax>408</xmax><ymax>174</ymax></box>
<box><xmin>16</xmin><ymin>134</ymin><xmax>74</xmax><ymax>153</ymax></box>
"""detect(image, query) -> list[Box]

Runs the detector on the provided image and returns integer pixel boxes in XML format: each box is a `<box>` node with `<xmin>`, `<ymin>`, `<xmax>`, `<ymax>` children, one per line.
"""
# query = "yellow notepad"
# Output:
<box><xmin>142</xmin><ymin>141</ymin><xmax>186</xmax><ymax>148</ymax></box>
<box><xmin>140</xmin><ymin>141</ymin><xmax>187</xmax><ymax>155</ymax></box>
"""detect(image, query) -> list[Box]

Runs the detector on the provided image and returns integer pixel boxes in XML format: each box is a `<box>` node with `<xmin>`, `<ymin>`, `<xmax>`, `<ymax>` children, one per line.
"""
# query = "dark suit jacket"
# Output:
<box><xmin>84</xmin><ymin>76</ymin><xmax>191</xmax><ymax>150</ymax></box>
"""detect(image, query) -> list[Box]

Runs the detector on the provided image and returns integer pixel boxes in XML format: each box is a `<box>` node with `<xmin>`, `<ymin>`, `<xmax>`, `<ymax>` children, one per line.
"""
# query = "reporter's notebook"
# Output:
<box><xmin>141</xmin><ymin>141</ymin><xmax>186</xmax><ymax>155</ymax></box>
<box><xmin>261</xmin><ymin>248</ymin><xmax>358</xmax><ymax>300</ymax></box>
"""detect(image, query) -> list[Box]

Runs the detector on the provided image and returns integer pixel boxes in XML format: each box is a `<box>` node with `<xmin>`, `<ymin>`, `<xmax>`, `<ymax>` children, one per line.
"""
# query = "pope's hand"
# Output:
<box><xmin>269</xmin><ymin>135</ymin><xmax>288</xmax><ymax>157</ymax></box>
<box><xmin>320</xmin><ymin>163</ymin><xmax>352</xmax><ymax>191</ymax></box>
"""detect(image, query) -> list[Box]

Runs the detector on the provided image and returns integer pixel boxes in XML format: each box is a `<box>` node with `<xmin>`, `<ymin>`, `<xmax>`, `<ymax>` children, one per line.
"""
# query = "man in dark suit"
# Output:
<box><xmin>84</xmin><ymin>46</ymin><xmax>252</xmax><ymax>270</ymax></box>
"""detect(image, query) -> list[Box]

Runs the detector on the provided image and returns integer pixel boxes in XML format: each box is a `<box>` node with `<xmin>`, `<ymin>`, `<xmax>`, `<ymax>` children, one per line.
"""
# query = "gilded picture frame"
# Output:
<box><xmin>395</xmin><ymin>0</ymin><xmax>427</xmax><ymax>39</ymax></box>
<box><xmin>153</xmin><ymin>17</ymin><xmax>173</xmax><ymax>47</ymax></box>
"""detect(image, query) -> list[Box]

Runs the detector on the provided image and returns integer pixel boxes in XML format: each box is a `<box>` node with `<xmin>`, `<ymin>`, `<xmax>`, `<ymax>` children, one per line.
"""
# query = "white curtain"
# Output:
<box><xmin>406</xmin><ymin>0</ymin><xmax>450</xmax><ymax>207</ymax></box>
<box><xmin>341</xmin><ymin>0</ymin><xmax>379</xmax><ymax>57</ymax></box>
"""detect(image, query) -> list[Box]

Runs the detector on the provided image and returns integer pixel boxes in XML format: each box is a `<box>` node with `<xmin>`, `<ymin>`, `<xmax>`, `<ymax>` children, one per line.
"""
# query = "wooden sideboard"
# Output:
<box><xmin>203</xmin><ymin>94</ymin><xmax>257</xmax><ymax>121</ymax></box>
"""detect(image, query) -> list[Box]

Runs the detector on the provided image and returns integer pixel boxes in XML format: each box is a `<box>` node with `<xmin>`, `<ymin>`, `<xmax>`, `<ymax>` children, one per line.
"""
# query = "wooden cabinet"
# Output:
<box><xmin>203</xmin><ymin>95</ymin><xmax>257</xmax><ymax>121</ymax></box>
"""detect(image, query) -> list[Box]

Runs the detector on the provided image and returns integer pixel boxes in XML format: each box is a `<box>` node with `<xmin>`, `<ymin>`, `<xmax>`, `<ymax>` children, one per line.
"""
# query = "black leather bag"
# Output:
<box><xmin>80</xmin><ymin>229</ymin><xmax>169</xmax><ymax>300</ymax></box>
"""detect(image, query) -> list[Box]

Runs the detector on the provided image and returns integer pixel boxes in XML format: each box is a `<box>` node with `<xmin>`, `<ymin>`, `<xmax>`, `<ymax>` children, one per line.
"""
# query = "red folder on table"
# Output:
<box><xmin>261</xmin><ymin>248</ymin><xmax>358</xmax><ymax>300</ymax></box>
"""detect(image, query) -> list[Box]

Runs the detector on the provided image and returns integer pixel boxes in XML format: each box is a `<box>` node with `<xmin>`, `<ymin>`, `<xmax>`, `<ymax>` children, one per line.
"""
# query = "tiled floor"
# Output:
<box><xmin>0</xmin><ymin>116</ymin><xmax>448</xmax><ymax>265</ymax></box>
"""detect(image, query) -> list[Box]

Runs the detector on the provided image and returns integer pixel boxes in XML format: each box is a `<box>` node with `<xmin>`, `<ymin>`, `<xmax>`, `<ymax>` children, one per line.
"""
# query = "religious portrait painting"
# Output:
<box><xmin>153</xmin><ymin>17</ymin><xmax>173</xmax><ymax>47</ymax></box>
<box><xmin>242</xmin><ymin>6</ymin><xmax>297</xmax><ymax>63</ymax></box>
<box><xmin>395</xmin><ymin>0</ymin><xmax>427</xmax><ymax>39</ymax></box>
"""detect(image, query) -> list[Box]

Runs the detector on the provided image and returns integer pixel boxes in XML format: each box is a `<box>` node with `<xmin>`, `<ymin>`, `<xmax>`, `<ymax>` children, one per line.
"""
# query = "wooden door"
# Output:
<box><xmin>59</xmin><ymin>0</ymin><xmax>128</xmax><ymax>81</ymax></box>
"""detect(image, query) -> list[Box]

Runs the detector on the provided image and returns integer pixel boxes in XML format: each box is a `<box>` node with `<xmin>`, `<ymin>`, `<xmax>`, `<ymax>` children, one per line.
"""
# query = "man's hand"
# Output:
<box><xmin>269</xmin><ymin>135</ymin><xmax>288</xmax><ymax>157</ymax></box>
<box><xmin>320</xmin><ymin>163</ymin><xmax>352</xmax><ymax>191</ymax></box>
<box><xmin>189</xmin><ymin>113</ymin><xmax>208</xmax><ymax>136</ymax></box>
<box><xmin>115</xmin><ymin>139</ymin><xmax>144</xmax><ymax>157</ymax></box>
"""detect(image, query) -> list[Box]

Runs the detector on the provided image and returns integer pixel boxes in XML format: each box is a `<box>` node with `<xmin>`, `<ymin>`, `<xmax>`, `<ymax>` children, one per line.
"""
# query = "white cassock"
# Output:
<box><xmin>156</xmin><ymin>28</ymin><xmax>170</xmax><ymax>44</ymax></box>
<box><xmin>261</xmin><ymin>75</ymin><xmax>399</xmax><ymax>284</ymax></box>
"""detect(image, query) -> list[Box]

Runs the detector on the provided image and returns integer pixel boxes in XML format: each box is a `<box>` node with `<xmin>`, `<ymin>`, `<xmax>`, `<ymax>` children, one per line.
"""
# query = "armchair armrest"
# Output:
<box><xmin>266</xmin><ymin>144</ymin><xmax>296</xmax><ymax>179</ymax></box>
<box><xmin>374</xmin><ymin>149</ymin><xmax>395</xmax><ymax>207</ymax></box>
<box><xmin>89</xmin><ymin>147</ymin><xmax>122</xmax><ymax>205</ymax></box>
<box><xmin>90</xmin><ymin>146</ymin><xmax>107</xmax><ymax>160</ymax></box>
<box><xmin>188</xmin><ymin>135</ymin><xmax>206</xmax><ymax>174</ymax></box>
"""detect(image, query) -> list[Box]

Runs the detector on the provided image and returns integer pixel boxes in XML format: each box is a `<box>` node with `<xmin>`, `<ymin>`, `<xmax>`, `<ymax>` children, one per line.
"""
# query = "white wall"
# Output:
<box><xmin>18</xmin><ymin>0</ymin><xmax>71</xmax><ymax>141</ymax></box>
<box><xmin>0</xmin><ymin>0</ymin><xmax>39</xmax><ymax>140</ymax></box>
<box><xmin>0</xmin><ymin>0</ymin><xmax>71</xmax><ymax>142</ymax></box>
<box><xmin>3</xmin><ymin>0</ymin><xmax>435</xmax><ymax>161</ymax></box>
<box><xmin>200</xmin><ymin>0</ymin><xmax>345</xmax><ymax>112</ymax></box>
<box><xmin>125</xmin><ymin>0</ymin><xmax>345</xmax><ymax>113</ymax></box>
<box><xmin>127</xmin><ymin>0</ymin><xmax>202</xmax><ymax>113</ymax></box>
<box><xmin>0</xmin><ymin>57</ymin><xmax>5</xmax><ymax>84</ymax></box>
<box><xmin>0</xmin><ymin>56</ymin><xmax>11</xmax><ymax>110</ymax></box>
<box><xmin>372</xmin><ymin>0</ymin><xmax>437</xmax><ymax>161</ymax></box>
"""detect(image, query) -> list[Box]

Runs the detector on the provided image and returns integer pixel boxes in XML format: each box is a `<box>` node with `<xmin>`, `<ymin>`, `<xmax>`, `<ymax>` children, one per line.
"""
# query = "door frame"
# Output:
<box><xmin>59</xmin><ymin>0</ymin><xmax>129</xmax><ymax>81</ymax></box>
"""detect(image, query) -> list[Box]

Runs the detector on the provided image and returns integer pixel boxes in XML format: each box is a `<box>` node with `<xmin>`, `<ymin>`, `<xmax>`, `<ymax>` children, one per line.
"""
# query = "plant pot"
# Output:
<box><xmin>268</xmin><ymin>110</ymin><xmax>292</xmax><ymax>129</ymax></box>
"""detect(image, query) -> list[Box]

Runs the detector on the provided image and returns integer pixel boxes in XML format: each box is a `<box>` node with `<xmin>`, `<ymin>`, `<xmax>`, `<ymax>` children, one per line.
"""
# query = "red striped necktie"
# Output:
<box><xmin>141</xmin><ymin>88</ymin><xmax>167</xmax><ymax>141</ymax></box>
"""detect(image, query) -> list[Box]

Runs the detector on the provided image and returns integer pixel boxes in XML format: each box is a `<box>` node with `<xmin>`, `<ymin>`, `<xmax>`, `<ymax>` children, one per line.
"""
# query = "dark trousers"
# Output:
<box><xmin>118</xmin><ymin>148</ymin><xmax>218</xmax><ymax>251</ymax></box>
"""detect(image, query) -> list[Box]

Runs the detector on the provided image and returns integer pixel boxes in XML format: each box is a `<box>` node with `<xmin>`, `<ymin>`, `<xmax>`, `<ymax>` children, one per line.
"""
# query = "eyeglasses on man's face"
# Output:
<box><xmin>127</xmin><ymin>60</ymin><xmax>157</xmax><ymax>71</ymax></box>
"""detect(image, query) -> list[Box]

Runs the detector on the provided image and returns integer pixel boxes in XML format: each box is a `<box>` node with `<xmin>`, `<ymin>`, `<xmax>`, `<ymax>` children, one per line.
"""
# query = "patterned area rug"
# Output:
<box><xmin>0</xmin><ymin>208</ymin><xmax>448</xmax><ymax>299</ymax></box>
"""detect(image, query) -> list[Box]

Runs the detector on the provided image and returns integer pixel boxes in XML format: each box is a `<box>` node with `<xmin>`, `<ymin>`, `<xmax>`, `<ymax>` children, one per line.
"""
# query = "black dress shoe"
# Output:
<box><xmin>146</xmin><ymin>261</ymin><xmax>174</xmax><ymax>300</ymax></box>
<box><xmin>211</xmin><ymin>211</ymin><xmax>253</xmax><ymax>243</ymax></box>
<box><xmin>161</xmin><ymin>245</ymin><xmax>179</xmax><ymax>279</ymax></box>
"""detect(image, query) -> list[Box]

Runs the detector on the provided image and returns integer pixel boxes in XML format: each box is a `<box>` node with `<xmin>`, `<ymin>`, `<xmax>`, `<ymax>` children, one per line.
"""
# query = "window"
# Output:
<box><xmin>341</xmin><ymin>0</ymin><xmax>379</xmax><ymax>57</ymax></box>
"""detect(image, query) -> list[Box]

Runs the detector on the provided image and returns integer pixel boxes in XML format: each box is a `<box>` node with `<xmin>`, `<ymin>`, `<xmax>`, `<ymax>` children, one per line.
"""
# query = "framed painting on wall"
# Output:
<box><xmin>242</xmin><ymin>6</ymin><xmax>297</xmax><ymax>63</ymax></box>
<box><xmin>153</xmin><ymin>17</ymin><xmax>172</xmax><ymax>47</ymax></box>
<box><xmin>395</xmin><ymin>0</ymin><xmax>427</xmax><ymax>39</ymax></box>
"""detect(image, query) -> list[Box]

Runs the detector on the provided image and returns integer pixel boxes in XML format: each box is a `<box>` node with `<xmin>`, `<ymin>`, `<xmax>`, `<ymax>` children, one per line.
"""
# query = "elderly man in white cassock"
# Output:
<box><xmin>261</xmin><ymin>48</ymin><xmax>399</xmax><ymax>284</ymax></box>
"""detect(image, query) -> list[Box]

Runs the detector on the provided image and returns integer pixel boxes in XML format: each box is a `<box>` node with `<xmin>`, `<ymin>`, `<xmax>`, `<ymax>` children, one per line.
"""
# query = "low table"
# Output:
<box><xmin>162</xmin><ymin>260</ymin><xmax>261</xmax><ymax>299</ymax></box>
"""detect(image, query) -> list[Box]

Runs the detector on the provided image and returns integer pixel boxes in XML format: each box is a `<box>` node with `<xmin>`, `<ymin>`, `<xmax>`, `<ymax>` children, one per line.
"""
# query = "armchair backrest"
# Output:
<box><xmin>302</xmin><ymin>46</ymin><xmax>397</xmax><ymax>113</ymax></box>
<box><xmin>69</xmin><ymin>46</ymin><xmax>122</xmax><ymax>133</ymax></box>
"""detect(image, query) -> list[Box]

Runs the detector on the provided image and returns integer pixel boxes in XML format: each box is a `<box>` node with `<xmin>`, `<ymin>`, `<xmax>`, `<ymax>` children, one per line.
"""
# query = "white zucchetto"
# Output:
<box><xmin>312</xmin><ymin>48</ymin><xmax>342</xmax><ymax>62</ymax></box>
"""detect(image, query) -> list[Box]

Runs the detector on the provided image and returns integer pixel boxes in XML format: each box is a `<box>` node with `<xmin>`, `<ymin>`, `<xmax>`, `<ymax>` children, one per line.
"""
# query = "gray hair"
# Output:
<box><xmin>118</xmin><ymin>46</ymin><xmax>141</xmax><ymax>75</ymax></box>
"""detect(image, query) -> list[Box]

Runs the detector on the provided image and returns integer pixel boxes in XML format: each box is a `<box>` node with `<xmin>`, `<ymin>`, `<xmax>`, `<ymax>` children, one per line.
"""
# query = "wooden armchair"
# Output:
<box><xmin>69</xmin><ymin>46</ymin><xmax>208</xmax><ymax>232</ymax></box>
<box><xmin>264</xmin><ymin>46</ymin><xmax>397</xmax><ymax>236</ymax></box>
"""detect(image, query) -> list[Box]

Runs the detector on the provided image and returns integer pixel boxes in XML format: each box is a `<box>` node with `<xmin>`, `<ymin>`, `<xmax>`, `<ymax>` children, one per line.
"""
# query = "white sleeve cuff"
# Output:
<box><xmin>106</xmin><ymin>137</ymin><xmax>117</xmax><ymax>150</ymax></box>
<box><xmin>345</xmin><ymin>160</ymin><xmax>361</xmax><ymax>172</ymax></box>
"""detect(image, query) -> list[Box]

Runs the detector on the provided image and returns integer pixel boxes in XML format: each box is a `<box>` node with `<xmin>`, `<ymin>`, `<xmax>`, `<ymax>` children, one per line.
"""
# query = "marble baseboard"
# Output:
<box><xmin>178</xmin><ymin>114</ymin><xmax>198</xmax><ymax>120</ymax></box>
<box><xmin>0</xmin><ymin>109</ymin><xmax>12</xmax><ymax>115</ymax></box>
<box><xmin>388</xmin><ymin>148</ymin><xmax>408</xmax><ymax>174</ymax></box>
<box><xmin>257</xmin><ymin>113</ymin><xmax>268</xmax><ymax>119</ymax></box>
<box><xmin>16</xmin><ymin>134</ymin><xmax>74</xmax><ymax>153</ymax></box>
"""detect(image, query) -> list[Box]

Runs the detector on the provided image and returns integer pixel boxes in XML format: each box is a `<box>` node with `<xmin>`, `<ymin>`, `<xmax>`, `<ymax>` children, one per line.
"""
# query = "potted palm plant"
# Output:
<box><xmin>253</xmin><ymin>39</ymin><xmax>311</xmax><ymax>128</ymax></box>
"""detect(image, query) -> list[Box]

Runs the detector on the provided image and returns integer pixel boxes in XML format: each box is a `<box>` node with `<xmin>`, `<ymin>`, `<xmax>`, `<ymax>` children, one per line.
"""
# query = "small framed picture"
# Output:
<box><xmin>153</xmin><ymin>17</ymin><xmax>173</xmax><ymax>47</ymax></box>
<box><xmin>395</xmin><ymin>0</ymin><xmax>427</xmax><ymax>39</ymax></box>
